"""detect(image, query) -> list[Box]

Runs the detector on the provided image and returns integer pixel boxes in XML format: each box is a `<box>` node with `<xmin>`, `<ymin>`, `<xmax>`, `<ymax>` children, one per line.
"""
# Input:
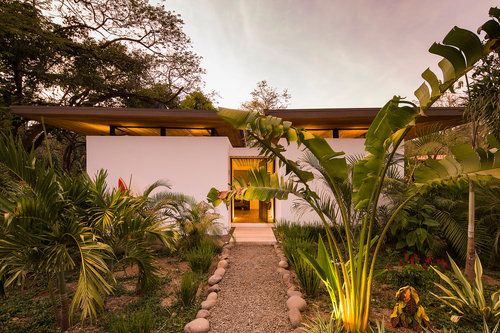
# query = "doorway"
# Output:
<box><xmin>231</xmin><ymin>157</ymin><xmax>274</xmax><ymax>223</ymax></box>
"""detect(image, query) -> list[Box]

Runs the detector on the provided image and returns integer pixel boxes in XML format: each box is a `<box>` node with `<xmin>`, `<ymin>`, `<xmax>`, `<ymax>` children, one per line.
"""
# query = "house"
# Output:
<box><xmin>10</xmin><ymin>106</ymin><xmax>463</xmax><ymax>234</ymax></box>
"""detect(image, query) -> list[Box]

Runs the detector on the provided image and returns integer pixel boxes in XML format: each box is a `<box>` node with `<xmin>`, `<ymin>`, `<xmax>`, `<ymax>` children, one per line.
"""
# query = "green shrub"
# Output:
<box><xmin>275</xmin><ymin>220</ymin><xmax>325</xmax><ymax>242</ymax></box>
<box><xmin>179</xmin><ymin>271</ymin><xmax>199</xmax><ymax>306</ymax></box>
<box><xmin>282</xmin><ymin>237</ymin><xmax>316</xmax><ymax>263</ymax></box>
<box><xmin>107</xmin><ymin>307</ymin><xmax>153</xmax><ymax>333</ymax></box>
<box><xmin>379</xmin><ymin>264</ymin><xmax>436</xmax><ymax>289</ymax></box>
<box><xmin>185</xmin><ymin>241</ymin><xmax>216</xmax><ymax>273</ymax></box>
<box><xmin>292</xmin><ymin>254</ymin><xmax>320</xmax><ymax>297</ymax></box>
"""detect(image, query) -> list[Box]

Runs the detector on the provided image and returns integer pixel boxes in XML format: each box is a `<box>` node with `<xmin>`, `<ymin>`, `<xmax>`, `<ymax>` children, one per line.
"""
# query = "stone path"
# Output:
<box><xmin>209</xmin><ymin>245</ymin><xmax>291</xmax><ymax>333</ymax></box>
<box><xmin>231</xmin><ymin>226</ymin><xmax>277</xmax><ymax>245</ymax></box>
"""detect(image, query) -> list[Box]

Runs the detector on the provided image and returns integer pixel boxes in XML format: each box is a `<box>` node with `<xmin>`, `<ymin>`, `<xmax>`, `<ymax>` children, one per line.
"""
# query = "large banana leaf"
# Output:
<box><xmin>414</xmin><ymin>144</ymin><xmax>500</xmax><ymax>185</ymax></box>
<box><xmin>208</xmin><ymin>166</ymin><xmax>301</xmax><ymax>206</ymax></box>
<box><xmin>352</xmin><ymin>98</ymin><xmax>418</xmax><ymax>209</ymax></box>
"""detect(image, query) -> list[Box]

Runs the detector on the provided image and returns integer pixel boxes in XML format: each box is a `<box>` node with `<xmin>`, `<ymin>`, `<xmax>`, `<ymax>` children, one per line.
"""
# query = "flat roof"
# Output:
<box><xmin>10</xmin><ymin>106</ymin><xmax>464</xmax><ymax>147</ymax></box>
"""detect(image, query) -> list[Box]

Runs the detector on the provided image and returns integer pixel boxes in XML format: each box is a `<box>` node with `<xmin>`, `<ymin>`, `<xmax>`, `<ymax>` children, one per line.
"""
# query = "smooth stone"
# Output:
<box><xmin>292</xmin><ymin>328</ymin><xmax>306</xmax><ymax>333</ymax></box>
<box><xmin>277</xmin><ymin>267</ymin><xmax>285</xmax><ymax>274</ymax></box>
<box><xmin>208</xmin><ymin>274</ymin><xmax>222</xmax><ymax>285</ymax></box>
<box><xmin>196</xmin><ymin>309</ymin><xmax>210</xmax><ymax>319</ymax></box>
<box><xmin>279</xmin><ymin>260</ymin><xmax>289</xmax><ymax>268</ymax></box>
<box><xmin>184</xmin><ymin>318</ymin><xmax>210</xmax><ymax>333</ymax></box>
<box><xmin>214</xmin><ymin>267</ymin><xmax>225</xmax><ymax>277</ymax></box>
<box><xmin>217</xmin><ymin>259</ymin><xmax>229</xmax><ymax>269</ymax></box>
<box><xmin>287</xmin><ymin>289</ymin><xmax>303</xmax><ymax>298</ymax></box>
<box><xmin>288</xmin><ymin>309</ymin><xmax>302</xmax><ymax>328</ymax></box>
<box><xmin>206</xmin><ymin>292</ymin><xmax>218</xmax><ymax>301</ymax></box>
<box><xmin>286</xmin><ymin>295</ymin><xmax>307</xmax><ymax>312</ymax></box>
<box><xmin>207</xmin><ymin>284</ymin><xmax>220</xmax><ymax>292</ymax></box>
<box><xmin>201</xmin><ymin>299</ymin><xmax>217</xmax><ymax>310</ymax></box>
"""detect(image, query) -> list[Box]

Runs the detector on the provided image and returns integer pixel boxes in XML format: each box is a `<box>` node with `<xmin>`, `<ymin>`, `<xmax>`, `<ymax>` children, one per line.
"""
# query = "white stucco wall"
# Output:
<box><xmin>86</xmin><ymin>136</ymin><xmax>232</xmax><ymax>233</ymax></box>
<box><xmin>86</xmin><ymin>136</ymin><xmax>368</xmax><ymax>233</ymax></box>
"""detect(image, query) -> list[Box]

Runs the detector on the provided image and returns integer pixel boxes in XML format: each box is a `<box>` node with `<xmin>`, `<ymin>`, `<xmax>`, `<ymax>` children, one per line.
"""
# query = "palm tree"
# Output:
<box><xmin>0</xmin><ymin>136</ymin><xmax>113</xmax><ymax>330</ymax></box>
<box><xmin>84</xmin><ymin>170</ymin><xmax>178</xmax><ymax>292</ymax></box>
<box><xmin>159</xmin><ymin>192</ymin><xmax>221</xmax><ymax>248</ymax></box>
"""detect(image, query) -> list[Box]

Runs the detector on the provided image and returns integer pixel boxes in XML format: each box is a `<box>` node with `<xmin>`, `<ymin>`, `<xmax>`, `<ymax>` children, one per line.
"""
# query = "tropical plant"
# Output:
<box><xmin>431</xmin><ymin>254</ymin><xmax>500</xmax><ymax>323</ymax></box>
<box><xmin>161</xmin><ymin>193</ymin><xmax>221</xmax><ymax>249</ymax></box>
<box><xmin>282</xmin><ymin>237</ymin><xmax>317</xmax><ymax>263</ymax></box>
<box><xmin>291</xmin><ymin>253</ymin><xmax>321</xmax><ymax>297</ymax></box>
<box><xmin>208</xmin><ymin>9</ymin><xmax>500</xmax><ymax>332</ymax></box>
<box><xmin>179</xmin><ymin>271</ymin><xmax>200</xmax><ymax>306</ymax></box>
<box><xmin>84</xmin><ymin>170</ymin><xmax>177</xmax><ymax>292</ymax></box>
<box><xmin>379</xmin><ymin>264</ymin><xmax>437</xmax><ymax>290</ymax></box>
<box><xmin>302</xmin><ymin>314</ymin><xmax>343</xmax><ymax>333</ymax></box>
<box><xmin>275</xmin><ymin>220</ymin><xmax>325</xmax><ymax>242</ymax></box>
<box><xmin>390</xmin><ymin>199</ymin><xmax>440</xmax><ymax>254</ymax></box>
<box><xmin>106</xmin><ymin>307</ymin><xmax>153</xmax><ymax>333</ymax></box>
<box><xmin>184</xmin><ymin>241</ymin><xmax>216</xmax><ymax>274</ymax></box>
<box><xmin>390</xmin><ymin>286</ymin><xmax>430</xmax><ymax>329</ymax></box>
<box><xmin>0</xmin><ymin>136</ymin><xmax>113</xmax><ymax>329</ymax></box>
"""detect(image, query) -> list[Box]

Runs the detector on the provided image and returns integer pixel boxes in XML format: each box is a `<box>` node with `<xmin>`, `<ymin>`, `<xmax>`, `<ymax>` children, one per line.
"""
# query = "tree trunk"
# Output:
<box><xmin>0</xmin><ymin>276</ymin><xmax>5</xmax><ymax>298</ymax></box>
<box><xmin>465</xmin><ymin>181</ymin><xmax>475</xmax><ymax>280</ymax></box>
<box><xmin>57</xmin><ymin>271</ymin><xmax>70</xmax><ymax>331</ymax></box>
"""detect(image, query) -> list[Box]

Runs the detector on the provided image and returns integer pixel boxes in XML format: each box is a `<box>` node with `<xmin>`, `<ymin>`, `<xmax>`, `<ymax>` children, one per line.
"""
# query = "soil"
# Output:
<box><xmin>209</xmin><ymin>245</ymin><xmax>292</xmax><ymax>333</ymax></box>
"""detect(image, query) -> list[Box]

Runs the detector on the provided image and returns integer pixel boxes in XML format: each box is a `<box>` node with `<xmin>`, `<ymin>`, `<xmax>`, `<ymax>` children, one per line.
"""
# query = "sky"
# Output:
<box><xmin>164</xmin><ymin>0</ymin><xmax>497</xmax><ymax>109</ymax></box>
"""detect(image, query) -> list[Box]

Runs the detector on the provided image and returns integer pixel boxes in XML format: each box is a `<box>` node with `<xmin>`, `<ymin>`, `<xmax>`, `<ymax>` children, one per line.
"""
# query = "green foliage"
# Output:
<box><xmin>390</xmin><ymin>286</ymin><xmax>430</xmax><ymax>329</ymax></box>
<box><xmin>302</xmin><ymin>314</ymin><xmax>343</xmax><ymax>333</ymax></box>
<box><xmin>185</xmin><ymin>241</ymin><xmax>216</xmax><ymax>274</ymax></box>
<box><xmin>162</xmin><ymin>193</ymin><xmax>221</xmax><ymax>250</ymax></box>
<box><xmin>179</xmin><ymin>271</ymin><xmax>200</xmax><ymax>306</ymax></box>
<box><xmin>107</xmin><ymin>307</ymin><xmax>153</xmax><ymax>333</ymax></box>
<box><xmin>291</xmin><ymin>253</ymin><xmax>320</xmax><ymax>297</ymax></box>
<box><xmin>282</xmin><ymin>237</ymin><xmax>317</xmax><ymax>263</ymax></box>
<box><xmin>391</xmin><ymin>201</ymin><xmax>440</xmax><ymax>254</ymax></box>
<box><xmin>379</xmin><ymin>265</ymin><xmax>437</xmax><ymax>290</ymax></box>
<box><xmin>431</xmin><ymin>254</ymin><xmax>500</xmax><ymax>323</ymax></box>
<box><xmin>0</xmin><ymin>136</ymin><xmax>113</xmax><ymax>327</ymax></box>
<box><xmin>84</xmin><ymin>170</ymin><xmax>177</xmax><ymax>293</ymax></box>
<box><xmin>275</xmin><ymin>220</ymin><xmax>325</xmax><ymax>242</ymax></box>
<box><xmin>179</xmin><ymin>91</ymin><xmax>217</xmax><ymax>111</ymax></box>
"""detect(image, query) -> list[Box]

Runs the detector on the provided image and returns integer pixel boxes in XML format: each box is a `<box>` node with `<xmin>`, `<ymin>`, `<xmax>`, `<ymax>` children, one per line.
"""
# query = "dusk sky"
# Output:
<box><xmin>165</xmin><ymin>1</ymin><xmax>496</xmax><ymax>109</ymax></box>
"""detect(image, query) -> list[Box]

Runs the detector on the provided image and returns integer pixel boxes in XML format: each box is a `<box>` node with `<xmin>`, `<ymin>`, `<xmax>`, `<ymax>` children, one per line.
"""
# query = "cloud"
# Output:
<box><xmin>166</xmin><ymin>0</ymin><xmax>497</xmax><ymax>108</ymax></box>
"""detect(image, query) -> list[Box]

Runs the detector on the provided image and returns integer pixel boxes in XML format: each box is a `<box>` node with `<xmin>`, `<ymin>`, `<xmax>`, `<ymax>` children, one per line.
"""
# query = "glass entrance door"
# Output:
<box><xmin>231</xmin><ymin>157</ymin><xmax>274</xmax><ymax>223</ymax></box>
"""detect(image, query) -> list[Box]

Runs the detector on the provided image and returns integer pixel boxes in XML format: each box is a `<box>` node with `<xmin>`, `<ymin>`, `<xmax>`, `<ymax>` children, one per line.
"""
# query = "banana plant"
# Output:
<box><xmin>208</xmin><ymin>8</ymin><xmax>500</xmax><ymax>332</ymax></box>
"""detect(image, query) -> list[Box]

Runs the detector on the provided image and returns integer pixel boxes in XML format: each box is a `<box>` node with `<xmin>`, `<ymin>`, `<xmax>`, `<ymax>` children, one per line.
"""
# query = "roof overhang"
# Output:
<box><xmin>10</xmin><ymin>106</ymin><xmax>464</xmax><ymax>147</ymax></box>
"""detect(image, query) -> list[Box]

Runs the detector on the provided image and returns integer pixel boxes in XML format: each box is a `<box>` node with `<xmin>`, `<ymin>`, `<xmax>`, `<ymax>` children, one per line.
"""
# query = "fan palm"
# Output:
<box><xmin>0</xmin><ymin>135</ymin><xmax>113</xmax><ymax>330</ymax></box>
<box><xmin>160</xmin><ymin>192</ymin><xmax>221</xmax><ymax>248</ymax></box>
<box><xmin>84</xmin><ymin>170</ymin><xmax>178</xmax><ymax>292</ymax></box>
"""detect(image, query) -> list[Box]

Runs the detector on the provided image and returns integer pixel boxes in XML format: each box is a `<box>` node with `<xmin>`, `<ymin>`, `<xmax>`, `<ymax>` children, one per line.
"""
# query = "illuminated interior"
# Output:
<box><xmin>306</xmin><ymin>128</ymin><xmax>369</xmax><ymax>138</ymax></box>
<box><xmin>231</xmin><ymin>157</ymin><xmax>274</xmax><ymax>223</ymax></box>
<box><xmin>113</xmin><ymin>126</ymin><xmax>213</xmax><ymax>136</ymax></box>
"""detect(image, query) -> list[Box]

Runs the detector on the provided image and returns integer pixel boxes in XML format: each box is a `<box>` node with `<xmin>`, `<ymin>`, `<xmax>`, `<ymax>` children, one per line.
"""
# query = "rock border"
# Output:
<box><xmin>274</xmin><ymin>243</ymin><xmax>307</xmax><ymax>333</ymax></box>
<box><xmin>184</xmin><ymin>243</ymin><xmax>232</xmax><ymax>333</ymax></box>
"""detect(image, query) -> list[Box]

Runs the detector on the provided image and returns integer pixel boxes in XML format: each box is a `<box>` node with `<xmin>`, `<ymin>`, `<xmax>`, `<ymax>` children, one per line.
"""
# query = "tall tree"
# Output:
<box><xmin>241</xmin><ymin>80</ymin><xmax>291</xmax><ymax>113</ymax></box>
<box><xmin>0</xmin><ymin>0</ymin><xmax>205</xmax><ymax>171</ymax></box>
<box><xmin>462</xmin><ymin>53</ymin><xmax>500</xmax><ymax>279</ymax></box>
<box><xmin>179</xmin><ymin>91</ymin><xmax>217</xmax><ymax>111</ymax></box>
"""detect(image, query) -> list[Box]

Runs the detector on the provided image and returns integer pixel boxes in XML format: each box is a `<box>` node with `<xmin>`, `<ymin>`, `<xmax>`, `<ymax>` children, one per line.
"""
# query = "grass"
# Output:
<box><xmin>184</xmin><ymin>240</ymin><xmax>216</xmax><ymax>273</ymax></box>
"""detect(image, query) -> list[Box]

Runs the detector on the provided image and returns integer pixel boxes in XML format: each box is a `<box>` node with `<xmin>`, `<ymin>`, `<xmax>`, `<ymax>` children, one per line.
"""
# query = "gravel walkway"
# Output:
<box><xmin>209</xmin><ymin>245</ymin><xmax>291</xmax><ymax>333</ymax></box>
